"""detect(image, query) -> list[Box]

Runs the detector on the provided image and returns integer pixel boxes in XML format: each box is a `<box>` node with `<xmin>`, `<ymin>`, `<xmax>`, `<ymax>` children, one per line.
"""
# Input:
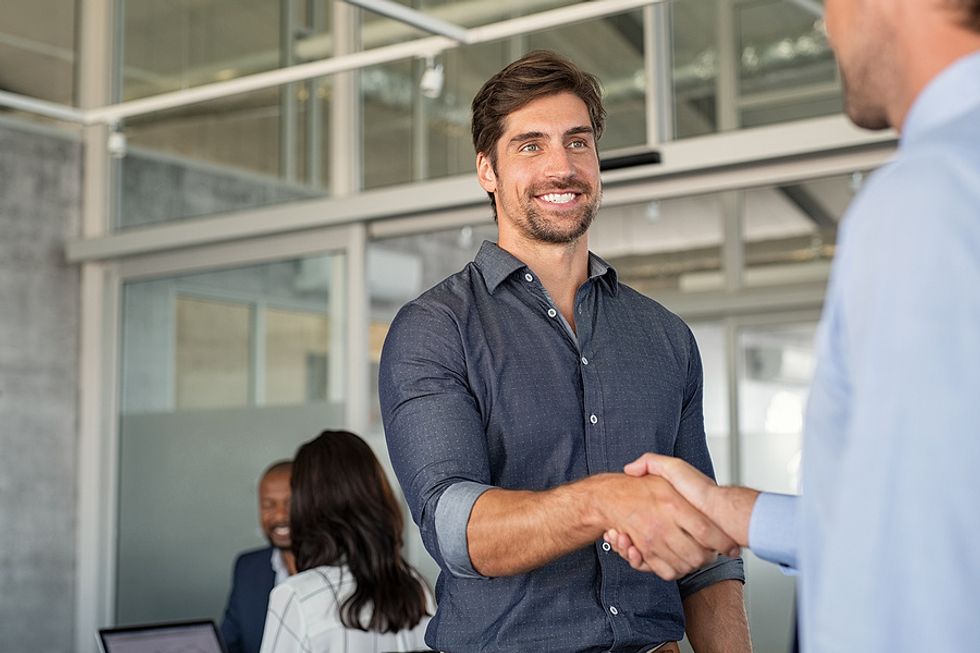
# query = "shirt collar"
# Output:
<box><xmin>901</xmin><ymin>50</ymin><xmax>980</xmax><ymax>149</ymax></box>
<box><xmin>474</xmin><ymin>240</ymin><xmax>619</xmax><ymax>296</ymax></box>
<box><xmin>270</xmin><ymin>547</ymin><xmax>289</xmax><ymax>585</ymax></box>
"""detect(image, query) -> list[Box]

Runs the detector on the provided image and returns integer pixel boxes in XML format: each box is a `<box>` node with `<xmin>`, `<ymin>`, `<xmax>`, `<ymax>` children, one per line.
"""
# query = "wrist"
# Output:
<box><xmin>710</xmin><ymin>486</ymin><xmax>759</xmax><ymax>547</ymax></box>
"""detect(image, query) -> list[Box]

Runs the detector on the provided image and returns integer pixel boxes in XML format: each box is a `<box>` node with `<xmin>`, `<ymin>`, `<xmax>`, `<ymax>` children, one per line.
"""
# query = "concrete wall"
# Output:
<box><xmin>0</xmin><ymin>120</ymin><xmax>81</xmax><ymax>651</ymax></box>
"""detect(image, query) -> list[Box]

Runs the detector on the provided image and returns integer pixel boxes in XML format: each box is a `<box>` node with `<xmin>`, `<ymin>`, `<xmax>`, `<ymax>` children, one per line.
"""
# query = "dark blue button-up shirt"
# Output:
<box><xmin>380</xmin><ymin>241</ymin><xmax>743</xmax><ymax>653</ymax></box>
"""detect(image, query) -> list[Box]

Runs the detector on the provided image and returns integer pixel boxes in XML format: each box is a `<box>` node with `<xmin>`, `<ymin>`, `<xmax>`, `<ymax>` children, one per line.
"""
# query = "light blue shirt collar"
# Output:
<box><xmin>901</xmin><ymin>50</ymin><xmax>980</xmax><ymax>148</ymax></box>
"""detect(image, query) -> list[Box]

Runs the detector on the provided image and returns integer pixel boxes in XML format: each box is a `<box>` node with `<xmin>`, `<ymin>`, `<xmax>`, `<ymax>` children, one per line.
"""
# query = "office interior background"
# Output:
<box><xmin>0</xmin><ymin>0</ymin><xmax>897</xmax><ymax>651</ymax></box>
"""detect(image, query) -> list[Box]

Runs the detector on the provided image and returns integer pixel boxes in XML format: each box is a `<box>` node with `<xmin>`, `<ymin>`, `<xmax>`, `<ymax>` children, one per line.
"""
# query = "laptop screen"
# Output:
<box><xmin>99</xmin><ymin>620</ymin><xmax>225</xmax><ymax>653</ymax></box>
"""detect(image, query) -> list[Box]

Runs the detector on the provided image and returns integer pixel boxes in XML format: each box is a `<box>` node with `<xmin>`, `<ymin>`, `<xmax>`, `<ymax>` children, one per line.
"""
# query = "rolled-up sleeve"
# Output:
<box><xmin>379</xmin><ymin>301</ymin><xmax>496</xmax><ymax>578</ymax></box>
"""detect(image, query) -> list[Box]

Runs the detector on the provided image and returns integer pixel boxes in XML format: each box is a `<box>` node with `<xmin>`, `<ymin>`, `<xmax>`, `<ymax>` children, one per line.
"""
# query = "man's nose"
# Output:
<box><xmin>542</xmin><ymin>146</ymin><xmax>575</xmax><ymax>178</ymax></box>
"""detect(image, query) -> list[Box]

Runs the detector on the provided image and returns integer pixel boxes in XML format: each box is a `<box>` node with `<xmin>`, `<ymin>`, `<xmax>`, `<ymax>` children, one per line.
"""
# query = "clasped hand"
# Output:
<box><xmin>601</xmin><ymin>454</ymin><xmax>752</xmax><ymax>580</ymax></box>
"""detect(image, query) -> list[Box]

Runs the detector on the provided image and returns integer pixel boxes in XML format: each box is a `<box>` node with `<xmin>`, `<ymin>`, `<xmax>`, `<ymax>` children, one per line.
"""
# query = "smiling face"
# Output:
<box><xmin>477</xmin><ymin>92</ymin><xmax>601</xmax><ymax>245</ymax></box>
<box><xmin>258</xmin><ymin>467</ymin><xmax>291</xmax><ymax>550</ymax></box>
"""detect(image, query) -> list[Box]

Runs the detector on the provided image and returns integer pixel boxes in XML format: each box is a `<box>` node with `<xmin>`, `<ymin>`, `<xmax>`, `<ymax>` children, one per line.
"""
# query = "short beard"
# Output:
<box><xmin>517</xmin><ymin>182</ymin><xmax>601</xmax><ymax>244</ymax></box>
<box><xmin>841</xmin><ymin>70</ymin><xmax>892</xmax><ymax>131</ymax></box>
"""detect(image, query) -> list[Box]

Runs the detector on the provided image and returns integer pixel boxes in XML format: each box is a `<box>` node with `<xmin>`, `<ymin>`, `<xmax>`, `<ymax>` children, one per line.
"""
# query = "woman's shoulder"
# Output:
<box><xmin>276</xmin><ymin>565</ymin><xmax>354</xmax><ymax>601</ymax></box>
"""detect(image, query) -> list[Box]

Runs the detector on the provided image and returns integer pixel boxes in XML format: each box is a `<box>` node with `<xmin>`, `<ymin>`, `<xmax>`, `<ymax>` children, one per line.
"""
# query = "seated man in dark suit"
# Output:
<box><xmin>220</xmin><ymin>460</ymin><xmax>295</xmax><ymax>653</ymax></box>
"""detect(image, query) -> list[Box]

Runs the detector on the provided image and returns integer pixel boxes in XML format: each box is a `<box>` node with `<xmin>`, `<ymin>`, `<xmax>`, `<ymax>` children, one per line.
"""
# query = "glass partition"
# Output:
<box><xmin>737</xmin><ymin>320</ymin><xmax>816</xmax><ymax>653</ymax></box>
<box><xmin>597</xmin><ymin>195</ymin><xmax>726</xmax><ymax>294</ymax></box>
<box><xmin>672</xmin><ymin>0</ymin><xmax>839</xmax><ymax>138</ymax></box>
<box><xmin>116</xmin><ymin>253</ymin><xmax>347</xmax><ymax>625</ymax></box>
<box><xmin>0</xmin><ymin>0</ymin><xmax>75</xmax><ymax>105</ymax></box>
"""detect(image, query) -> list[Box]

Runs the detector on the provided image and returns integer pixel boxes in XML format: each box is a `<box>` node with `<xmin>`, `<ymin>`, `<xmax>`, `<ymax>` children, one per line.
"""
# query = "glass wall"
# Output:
<box><xmin>116</xmin><ymin>253</ymin><xmax>347</xmax><ymax>625</ymax></box>
<box><xmin>116</xmin><ymin>0</ymin><xmax>333</xmax><ymax>228</ymax></box>
<box><xmin>0</xmin><ymin>0</ymin><xmax>75</xmax><ymax>105</ymax></box>
<box><xmin>672</xmin><ymin>0</ymin><xmax>839</xmax><ymax>138</ymax></box>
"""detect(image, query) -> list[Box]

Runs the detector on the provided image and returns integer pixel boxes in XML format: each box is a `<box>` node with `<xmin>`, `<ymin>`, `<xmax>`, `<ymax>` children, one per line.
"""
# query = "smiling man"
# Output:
<box><xmin>380</xmin><ymin>51</ymin><xmax>750</xmax><ymax>653</ymax></box>
<box><xmin>220</xmin><ymin>460</ymin><xmax>295</xmax><ymax>653</ymax></box>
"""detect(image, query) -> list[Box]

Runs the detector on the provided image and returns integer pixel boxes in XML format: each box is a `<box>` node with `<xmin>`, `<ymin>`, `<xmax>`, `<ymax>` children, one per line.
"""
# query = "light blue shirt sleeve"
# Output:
<box><xmin>748</xmin><ymin>492</ymin><xmax>799</xmax><ymax>572</ymax></box>
<box><xmin>434</xmin><ymin>480</ymin><xmax>494</xmax><ymax>579</ymax></box>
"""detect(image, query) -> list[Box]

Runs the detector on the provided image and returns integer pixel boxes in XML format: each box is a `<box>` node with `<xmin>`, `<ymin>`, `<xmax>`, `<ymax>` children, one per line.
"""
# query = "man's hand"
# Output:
<box><xmin>467</xmin><ymin>472</ymin><xmax>738</xmax><ymax>580</ymax></box>
<box><xmin>603</xmin><ymin>454</ymin><xmax>759</xmax><ymax>571</ymax></box>
<box><xmin>592</xmin><ymin>474</ymin><xmax>740</xmax><ymax>580</ymax></box>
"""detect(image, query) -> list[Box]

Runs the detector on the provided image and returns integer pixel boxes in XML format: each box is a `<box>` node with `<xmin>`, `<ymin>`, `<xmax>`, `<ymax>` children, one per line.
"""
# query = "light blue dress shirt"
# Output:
<box><xmin>750</xmin><ymin>50</ymin><xmax>980</xmax><ymax>651</ymax></box>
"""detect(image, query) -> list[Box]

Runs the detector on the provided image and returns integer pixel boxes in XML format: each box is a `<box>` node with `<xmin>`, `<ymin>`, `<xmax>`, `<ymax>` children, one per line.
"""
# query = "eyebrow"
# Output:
<box><xmin>508</xmin><ymin>125</ymin><xmax>595</xmax><ymax>145</ymax></box>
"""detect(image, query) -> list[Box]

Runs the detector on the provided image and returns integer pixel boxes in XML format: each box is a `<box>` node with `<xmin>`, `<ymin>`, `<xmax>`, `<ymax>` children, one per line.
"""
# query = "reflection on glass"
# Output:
<box><xmin>743</xmin><ymin>173</ymin><xmax>855</xmax><ymax>286</ymax></box>
<box><xmin>176</xmin><ymin>296</ymin><xmax>251</xmax><ymax>409</ymax></box>
<box><xmin>264</xmin><ymin>308</ymin><xmax>331</xmax><ymax>406</ymax></box>
<box><xmin>120</xmin><ymin>0</ymin><xmax>331</xmax><ymax>99</ymax></box>
<box><xmin>0</xmin><ymin>0</ymin><xmax>76</xmax><ymax>105</ymax></box>
<box><xmin>672</xmin><ymin>0</ymin><xmax>841</xmax><ymax>138</ymax></box>
<box><xmin>119</xmin><ymin>85</ymin><xmax>329</xmax><ymax>229</ymax></box>
<box><xmin>596</xmin><ymin>195</ymin><xmax>725</xmax><ymax>294</ymax></box>
<box><xmin>117</xmin><ymin>254</ymin><xmax>346</xmax><ymax>626</ymax></box>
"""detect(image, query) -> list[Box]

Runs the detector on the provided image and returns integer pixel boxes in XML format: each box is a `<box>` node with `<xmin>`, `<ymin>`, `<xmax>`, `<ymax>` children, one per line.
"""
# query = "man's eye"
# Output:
<box><xmin>520</xmin><ymin>143</ymin><xmax>540</xmax><ymax>152</ymax></box>
<box><xmin>569</xmin><ymin>140</ymin><xmax>587</xmax><ymax>149</ymax></box>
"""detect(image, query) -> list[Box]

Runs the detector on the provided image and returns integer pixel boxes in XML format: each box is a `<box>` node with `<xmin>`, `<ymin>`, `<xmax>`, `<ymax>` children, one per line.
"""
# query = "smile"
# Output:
<box><xmin>537</xmin><ymin>192</ymin><xmax>578</xmax><ymax>204</ymax></box>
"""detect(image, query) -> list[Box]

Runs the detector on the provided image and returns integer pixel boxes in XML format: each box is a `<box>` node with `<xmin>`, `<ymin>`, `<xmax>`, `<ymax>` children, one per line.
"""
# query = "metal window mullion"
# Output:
<box><xmin>643</xmin><ymin>2</ymin><xmax>674</xmax><ymax>147</ymax></box>
<box><xmin>251</xmin><ymin>301</ymin><xmax>267</xmax><ymax>406</ymax></box>
<box><xmin>724</xmin><ymin>316</ymin><xmax>742</xmax><ymax>486</ymax></box>
<box><xmin>76</xmin><ymin>0</ymin><xmax>117</xmax><ymax>647</ymax></box>
<box><xmin>330</xmin><ymin>1</ymin><xmax>361</xmax><ymax>196</ymax></box>
<box><xmin>281</xmin><ymin>0</ymin><xmax>298</xmax><ymax>183</ymax></box>
<box><xmin>722</xmin><ymin>191</ymin><xmax>745</xmax><ymax>292</ymax></box>
<box><xmin>716</xmin><ymin>0</ymin><xmax>740</xmax><ymax>132</ymax></box>
<box><xmin>343</xmin><ymin>223</ymin><xmax>369</xmax><ymax>435</ymax></box>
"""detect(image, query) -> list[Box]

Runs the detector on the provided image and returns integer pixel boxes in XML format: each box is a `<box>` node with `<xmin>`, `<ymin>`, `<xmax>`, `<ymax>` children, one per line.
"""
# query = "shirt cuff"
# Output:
<box><xmin>677</xmin><ymin>554</ymin><xmax>744</xmax><ymax>599</ymax></box>
<box><xmin>748</xmin><ymin>492</ymin><xmax>799</xmax><ymax>573</ymax></box>
<box><xmin>434</xmin><ymin>481</ymin><xmax>493</xmax><ymax>579</ymax></box>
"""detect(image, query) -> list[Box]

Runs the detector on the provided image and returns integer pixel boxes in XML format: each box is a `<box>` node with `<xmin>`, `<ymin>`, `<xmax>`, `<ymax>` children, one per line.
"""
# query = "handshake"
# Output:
<box><xmin>599</xmin><ymin>454</ymin><xmax>760</xmax><ymax>581</ymax></box>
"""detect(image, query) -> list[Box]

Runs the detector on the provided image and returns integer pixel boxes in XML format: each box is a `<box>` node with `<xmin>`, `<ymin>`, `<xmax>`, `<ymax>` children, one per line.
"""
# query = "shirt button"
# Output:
<box><xmin>547</xmin><ymin>308</ymin><xmax>557</xmax><ymax>318</ymax></box>
<box><xmin>524</xmin><ymin>273</ymin><xmax>534</xmax><ymax>282</ymax></box>
<box><xmin>602</xmin><ymin>542</ymin><xmax>611</xmax><ymax>552</ymax></box>
<box><xmin>590</xmin><ymin>414</ymin><xmax>598</xmax><ymax>424</ymax></box>
<box><xmin>581</xmin><ymin>356</ymin><xmax>589</xmax><ymax>365</ymax></box>
<box><xmin>609</xmin><ymin>606</ymin><xmax>619</xmax><ymax>616</ymax></box>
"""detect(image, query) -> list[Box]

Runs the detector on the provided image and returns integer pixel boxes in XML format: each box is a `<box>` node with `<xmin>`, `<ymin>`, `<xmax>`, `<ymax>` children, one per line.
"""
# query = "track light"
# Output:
<box><xmin>419</xmin><ymin>55</ymin><xmax>444</xmax><ymax>99</ymax></box>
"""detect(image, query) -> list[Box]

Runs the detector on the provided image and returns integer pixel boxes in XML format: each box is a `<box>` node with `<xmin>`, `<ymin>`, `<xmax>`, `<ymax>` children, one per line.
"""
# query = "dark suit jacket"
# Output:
<box><xmin>220</xmin><ymin>546</ymin><xmax>276</xmax><ymax>653</ymax></box>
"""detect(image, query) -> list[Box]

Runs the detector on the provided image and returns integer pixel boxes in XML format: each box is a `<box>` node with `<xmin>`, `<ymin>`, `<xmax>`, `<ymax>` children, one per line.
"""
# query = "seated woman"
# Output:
<box><xmin>260</xmin><ymin>430</ymin><xmax>432</xmax><ymax>653</ymax></box>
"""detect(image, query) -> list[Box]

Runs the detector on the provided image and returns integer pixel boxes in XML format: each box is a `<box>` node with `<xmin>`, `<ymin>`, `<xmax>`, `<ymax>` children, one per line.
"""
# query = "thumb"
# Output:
<box><xmin>623</xmin><ymin>452</ymin><xmax>666</xmax><ymax>477</ymax></box>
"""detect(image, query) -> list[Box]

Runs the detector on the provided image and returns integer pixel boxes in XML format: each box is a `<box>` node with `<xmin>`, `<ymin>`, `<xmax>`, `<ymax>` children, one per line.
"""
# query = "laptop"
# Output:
<box><xmin>98</xmin><ymin>619</ymin><xmax>226</xmax><ymax>653</ymax></box>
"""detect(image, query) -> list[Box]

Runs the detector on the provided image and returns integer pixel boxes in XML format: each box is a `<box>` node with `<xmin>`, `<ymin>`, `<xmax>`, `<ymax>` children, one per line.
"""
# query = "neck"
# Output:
<box><xmin>497</xmin><ymin>227</ymin><xmax>590</xmax><ymax>329</ymax></box>
<box><xmin>891</xmin><ymin>19</ymin><xmax>980</xmax><ymax>131</ymax></box>
<box><xmin>281</xmin><ymin>549</ymin><xmax>297</xmax><ymax>575</ymax></box>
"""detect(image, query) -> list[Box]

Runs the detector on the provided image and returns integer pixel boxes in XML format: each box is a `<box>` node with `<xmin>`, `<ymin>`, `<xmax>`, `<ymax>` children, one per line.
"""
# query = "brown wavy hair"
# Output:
<box><xmin>470</xmin><ymin>50</ymin><xmax>606</xmax><ymax>219</ymax></box>
<box><xmin>290</xmin><ymin>430</ymin><xmax>429</xmax><ymax>633</ymax></box>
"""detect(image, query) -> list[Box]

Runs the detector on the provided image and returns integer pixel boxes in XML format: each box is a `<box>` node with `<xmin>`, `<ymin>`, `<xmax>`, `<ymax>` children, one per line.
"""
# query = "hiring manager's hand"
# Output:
<box><xmin>593</xmin><ymin>473</ymin><xmax>741</xmax><ymax>581</ymax></box>
<box><xmin>603</xmin><ymin>454</ymin><xmax>759</xmax><ymax>572</ymax></box>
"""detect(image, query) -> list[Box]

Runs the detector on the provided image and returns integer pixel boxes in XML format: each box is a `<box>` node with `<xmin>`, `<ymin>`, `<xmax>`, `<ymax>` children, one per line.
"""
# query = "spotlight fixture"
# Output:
<box><xmin>419</xmin><ymin>55</ymin><xmax>444</xmax><ymax>99</ymax></box>
<box><xmin>107</xmin><ymin>123</ymin><xmax>127</xmax><ymax>159</ymax></box>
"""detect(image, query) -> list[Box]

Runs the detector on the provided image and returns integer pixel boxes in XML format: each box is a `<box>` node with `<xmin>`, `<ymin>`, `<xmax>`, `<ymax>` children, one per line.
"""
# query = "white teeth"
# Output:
<box><xmin>540</xmin><ymin>192</ymin><xmax>575</xmax><ymax>204</ymax></box>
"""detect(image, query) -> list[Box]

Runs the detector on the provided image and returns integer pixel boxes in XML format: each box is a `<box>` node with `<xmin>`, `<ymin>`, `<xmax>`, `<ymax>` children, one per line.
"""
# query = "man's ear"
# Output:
<box><xmin>476</xmin><ymin>152</ymin><xmax>497</xmax><ymax>193</ymax></box>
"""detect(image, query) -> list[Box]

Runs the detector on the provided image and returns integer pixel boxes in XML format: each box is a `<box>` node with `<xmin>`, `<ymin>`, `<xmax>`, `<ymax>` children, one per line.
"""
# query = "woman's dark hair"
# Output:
<box><xmin>470</xmin><ymin>50</ymin><xmax>606</xmax><ymax>220</ymax></box>
<box><xmin>290</xmin><ymin>430</ymin><xmax>429</xmax><ymax>633</ymax></box>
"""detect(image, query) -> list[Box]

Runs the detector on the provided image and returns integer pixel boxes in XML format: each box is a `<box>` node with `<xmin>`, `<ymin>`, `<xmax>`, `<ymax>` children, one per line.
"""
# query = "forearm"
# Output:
<box><xmin>467</xmin><ymin>476</ymin><xmax>608</xmax><ymax>576</ymax></box>
<box><xmin>682</xmin><ymin>579</ymin><xmax>751</xmax><ymax>653</ymax></box>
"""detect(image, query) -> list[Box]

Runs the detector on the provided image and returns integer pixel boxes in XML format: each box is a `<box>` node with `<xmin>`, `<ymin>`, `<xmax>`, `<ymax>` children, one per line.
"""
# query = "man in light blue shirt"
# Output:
<box><xmin>606</xmin><ymin>0</ymin><xmax>980</xmax><ymax>650</ymax></box>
